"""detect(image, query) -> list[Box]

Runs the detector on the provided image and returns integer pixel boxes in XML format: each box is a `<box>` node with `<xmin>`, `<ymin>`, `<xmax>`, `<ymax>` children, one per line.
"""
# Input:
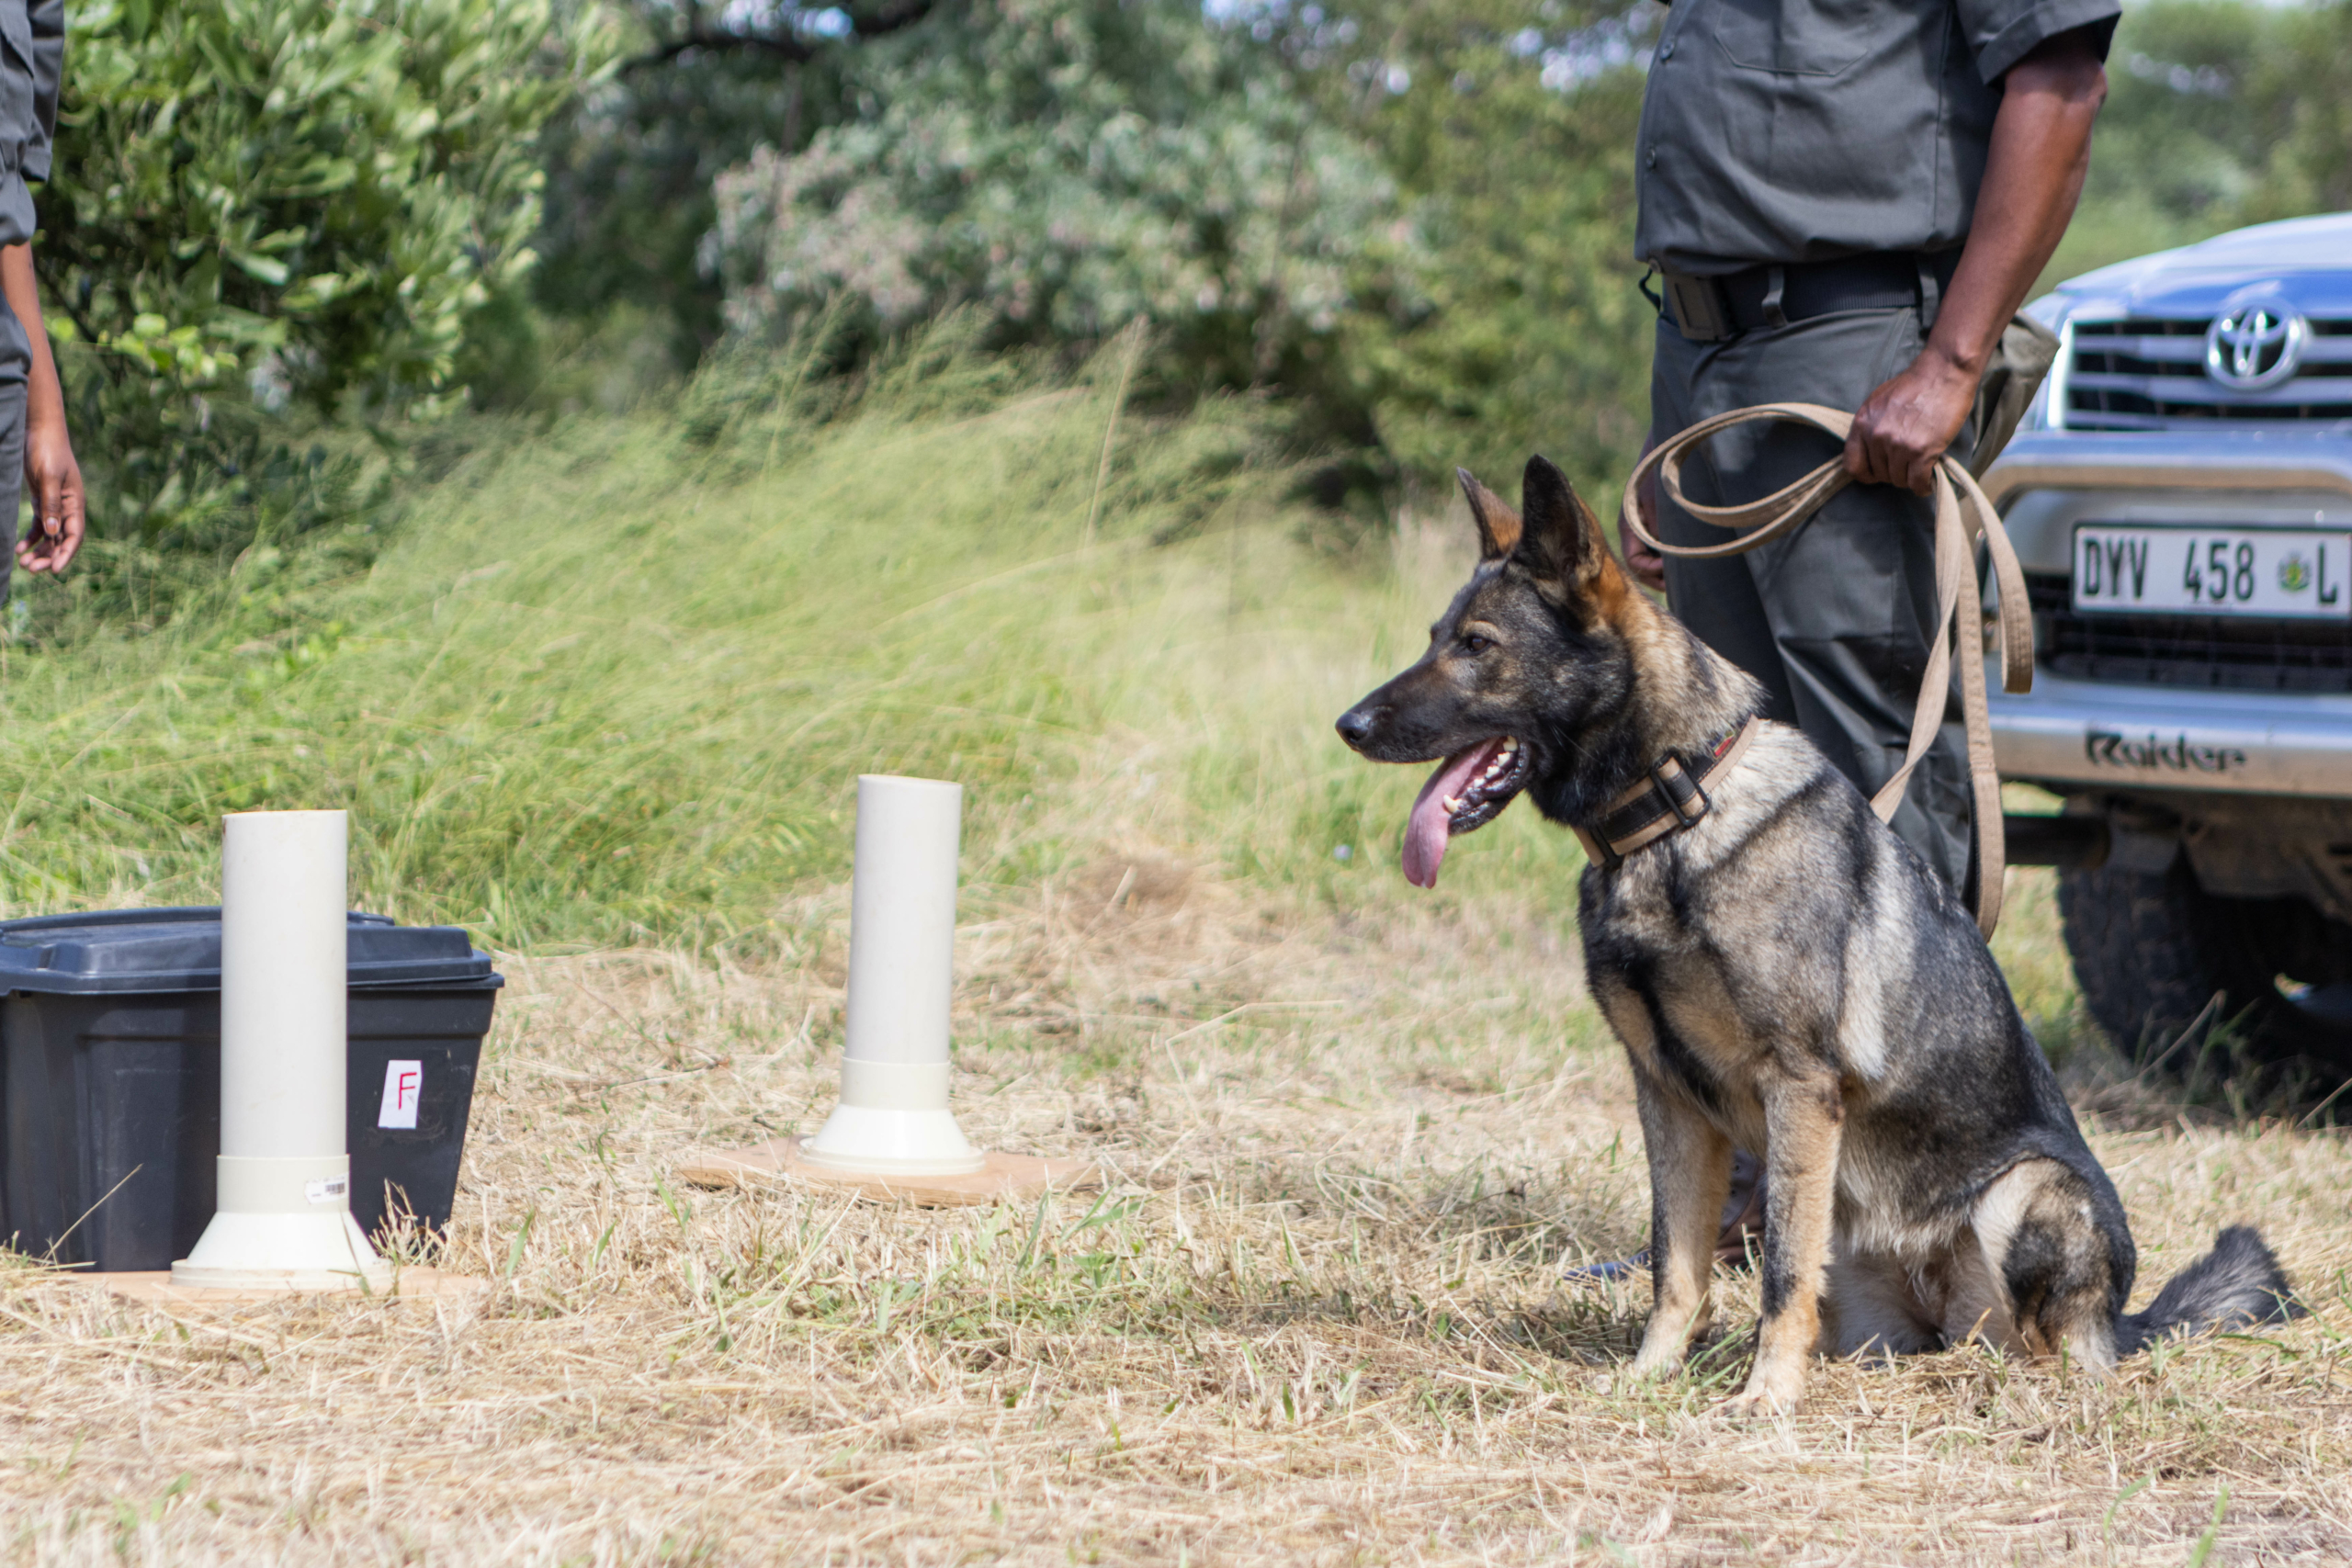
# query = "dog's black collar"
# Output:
<box><xmin>1572</xmin><ymin>717</ymin><xmax>1763</xmax><ymax>871</ymax></box>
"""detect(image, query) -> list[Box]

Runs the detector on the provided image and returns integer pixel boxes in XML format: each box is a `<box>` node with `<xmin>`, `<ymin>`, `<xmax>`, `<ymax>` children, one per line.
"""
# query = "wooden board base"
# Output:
<box><xmin>69</xmin><ymin>1267</ymin><xmax>489</xmax><ymax>1305</ymax></box>
<box><xmin>677</xmin><ymin>1136</ymin><xmax>1098</xmax><ymax>1206</ymax></box>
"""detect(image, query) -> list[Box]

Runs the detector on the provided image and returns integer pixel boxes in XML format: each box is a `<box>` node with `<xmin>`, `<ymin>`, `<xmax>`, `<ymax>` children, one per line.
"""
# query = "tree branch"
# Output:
<box><xmin>626</xmin><ymin>28</ymin><xmax>815</xmax><ymax>69</ymax></box>
<box><xmin>620</xmin><ymin>0</ymin><xmax>941</xmax><ymax>73</ymax></box>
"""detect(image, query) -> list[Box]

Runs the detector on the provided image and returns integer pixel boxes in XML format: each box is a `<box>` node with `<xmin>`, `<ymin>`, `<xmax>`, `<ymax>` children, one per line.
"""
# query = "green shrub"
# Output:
<box><xmin>39</xmin><ymin>0</ymin><xmax>615</xmax><ymax>583</ymax></box>
<box><xmin>707</xmin><ymin>0</ymin><xmax>1411</xmax><ymax>436</ymax></box>
<box><xmin>701</xmin><ymin>0</ymin><xmax>1662</xmax><ymax>506</ymax></box>
<box><xmin>1295</xmin><ymin>0</ymin><xmax>1655</xmax><ymax>505</ymax></box>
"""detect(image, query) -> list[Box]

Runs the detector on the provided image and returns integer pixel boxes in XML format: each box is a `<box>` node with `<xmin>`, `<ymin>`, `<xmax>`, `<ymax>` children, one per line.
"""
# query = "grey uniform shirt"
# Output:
<box><xmin>0</xmin><ymin>0</ymin><xmax>56</xmax><ymax>251</ymax></box>
<box><xmin>0</xmin><ymin>0</ymin><xmax>58</xmax><ymax>388</ymax></box>
<box><xmin>1634</xmin><ymin>0</ymin><xmax>2118</xmax><ymax>276</ymax></box>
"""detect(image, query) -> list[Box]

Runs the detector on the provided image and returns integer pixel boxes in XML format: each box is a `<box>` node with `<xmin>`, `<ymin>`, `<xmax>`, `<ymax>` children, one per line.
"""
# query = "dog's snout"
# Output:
<box><xmin>1335</xmin><ymin>706</ymin><xmax>1379</xmax><ymax>750</ymax></box>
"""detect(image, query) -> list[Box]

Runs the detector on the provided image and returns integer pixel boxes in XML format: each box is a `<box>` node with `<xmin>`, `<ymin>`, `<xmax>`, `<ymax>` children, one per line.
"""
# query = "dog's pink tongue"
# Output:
<box><xmin>1402</xmin><ymin>740</ymin><xmax>1504</xmax><ymax>888</ymax></box>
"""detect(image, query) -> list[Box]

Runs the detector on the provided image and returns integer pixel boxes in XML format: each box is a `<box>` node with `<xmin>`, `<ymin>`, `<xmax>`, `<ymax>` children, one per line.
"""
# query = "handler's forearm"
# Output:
<box><xmin>0</xmin><ymin>244</ymin><xmax>64</xmax><ymax>432</ymax></box>
<box><xmin>1926</xmin><ymin>34</ymin><xmax>2108</xmax><ymax>381</ymax></box>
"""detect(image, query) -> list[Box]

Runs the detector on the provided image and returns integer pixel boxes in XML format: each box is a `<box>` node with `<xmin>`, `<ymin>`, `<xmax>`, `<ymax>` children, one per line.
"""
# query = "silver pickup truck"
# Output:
<box><xmin>1986</xmin><ymin>211</ymin><xmax>2352</xmax><ymax>1077</ymax></box>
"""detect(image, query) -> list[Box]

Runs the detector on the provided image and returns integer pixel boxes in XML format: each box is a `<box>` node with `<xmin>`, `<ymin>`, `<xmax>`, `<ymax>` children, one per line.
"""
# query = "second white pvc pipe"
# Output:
<box><xmin>800</xmin><ymin>774</ymin><xmax>983</xmax><ymax>1175</ymax></box>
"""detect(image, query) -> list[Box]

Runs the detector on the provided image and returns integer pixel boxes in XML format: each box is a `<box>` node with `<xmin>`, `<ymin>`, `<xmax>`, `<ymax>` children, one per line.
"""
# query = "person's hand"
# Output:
<box><xmin>17</xmin><ymin>400</ymin><xmax>82</xmax><ymax>576</ymax></box>
<box><xmin>1846</xmin><ymin>344</ymin><xmax>1979</xmax><ymax>494</ymax></box>
<box><xmin>1620</xmin><ymin>436</ymin><xmax>1668</xmax><ymax>592</ymax></box>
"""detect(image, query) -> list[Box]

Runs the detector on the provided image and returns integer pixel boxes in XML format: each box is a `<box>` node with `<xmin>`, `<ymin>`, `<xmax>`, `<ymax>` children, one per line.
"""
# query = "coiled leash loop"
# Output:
<box><xmin>1618</xmin><ymin>402</ymin><xmax>2034</xmax><ymax>937</ymax></box>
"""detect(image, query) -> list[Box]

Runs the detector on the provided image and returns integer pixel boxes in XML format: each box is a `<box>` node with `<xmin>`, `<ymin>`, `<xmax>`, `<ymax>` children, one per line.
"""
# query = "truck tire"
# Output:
<box><xmin>2058</xmin><ymin>861</ymin><xmax>2352</xmax><ymax>1079</ymax></box>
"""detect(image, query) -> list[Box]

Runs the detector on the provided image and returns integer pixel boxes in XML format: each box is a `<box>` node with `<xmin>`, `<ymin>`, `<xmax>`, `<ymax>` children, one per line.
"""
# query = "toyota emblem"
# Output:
<box><xmin>2205</xmin><ymin>291</ymin><xmax>2309</xmax><ymax>391</ymax></box>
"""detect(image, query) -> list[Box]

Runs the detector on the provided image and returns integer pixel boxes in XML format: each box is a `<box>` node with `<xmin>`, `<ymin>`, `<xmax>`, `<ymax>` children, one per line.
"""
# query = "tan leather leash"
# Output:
<box><xmin>1617</xmin><ymin>402</ymin><xmax>2034</xmax><ymax>937</ymax></box>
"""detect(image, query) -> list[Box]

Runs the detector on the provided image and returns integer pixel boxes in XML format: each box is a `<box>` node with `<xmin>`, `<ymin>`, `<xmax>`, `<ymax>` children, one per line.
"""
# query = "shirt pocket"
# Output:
<box><xmin>1712</xmin><ymin>0</ymin><xmax>1873</xmax><ymax>76</ymax></box>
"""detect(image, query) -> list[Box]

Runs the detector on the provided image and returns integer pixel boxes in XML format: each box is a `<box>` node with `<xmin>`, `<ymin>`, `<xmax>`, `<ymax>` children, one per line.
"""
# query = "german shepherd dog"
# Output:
<box><xmin>1335</xmin><ymin>456</ymin><xmax>2295</xmax><ymax>1413</ymax></box>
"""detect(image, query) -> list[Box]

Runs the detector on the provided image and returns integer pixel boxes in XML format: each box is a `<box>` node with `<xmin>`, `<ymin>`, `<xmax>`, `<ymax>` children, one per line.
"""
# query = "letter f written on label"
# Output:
<box><xmin>379</xmin><ymin>1059</ymin><xmax>423</xmax><ymax>1130</ymax></box>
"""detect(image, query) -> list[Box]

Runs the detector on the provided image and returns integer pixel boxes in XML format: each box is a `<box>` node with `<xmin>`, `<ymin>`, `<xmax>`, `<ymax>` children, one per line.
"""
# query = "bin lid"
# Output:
<box><xmin>0</xmin><ymin>908</ymin><xmax>503</xmax><ymax>995</ymax></box>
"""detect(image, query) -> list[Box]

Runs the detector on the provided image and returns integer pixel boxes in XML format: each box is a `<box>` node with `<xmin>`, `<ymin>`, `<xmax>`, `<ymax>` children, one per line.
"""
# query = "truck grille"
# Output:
<box><xmin>2064</xmin><ymin>317</ymin><xmax>2352</xmax><ymax>430</ymax></box>
<box><xmin>2029</xmin><ymin>573</ymin><xmax>2352</xmax><ymax>692</ymax></box>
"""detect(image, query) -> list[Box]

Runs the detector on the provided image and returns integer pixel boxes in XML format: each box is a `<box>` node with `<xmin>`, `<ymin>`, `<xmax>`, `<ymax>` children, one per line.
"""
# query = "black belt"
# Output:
<box><xmin>1656</xmin><ymin>249</ymin><xmax>1962</xmax><ymax>343</ymax></box>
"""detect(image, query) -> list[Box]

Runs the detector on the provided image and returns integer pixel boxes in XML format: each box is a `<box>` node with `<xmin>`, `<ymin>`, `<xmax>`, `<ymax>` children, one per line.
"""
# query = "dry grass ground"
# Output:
<box><xmin>2</xmin><ymin>374</ymin><xmax>2346</xmax><ymax>1562</ymax></box>
<box><xmin>1</xmin><ymin>847</ymin><xmax>2346</xmax><ymax>1565</ymax></box>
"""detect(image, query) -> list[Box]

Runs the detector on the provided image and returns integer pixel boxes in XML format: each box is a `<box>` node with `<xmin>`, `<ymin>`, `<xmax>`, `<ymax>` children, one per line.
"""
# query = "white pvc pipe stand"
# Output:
<box><xmin>800</xmin><ymin>775</ymin><xmax>985</xmax><ymax>1177</ymax></box>
<box><xmin>173</xmin><ymin>810</ymin><xmax>392</xmax><ymax>1292</ymax></box>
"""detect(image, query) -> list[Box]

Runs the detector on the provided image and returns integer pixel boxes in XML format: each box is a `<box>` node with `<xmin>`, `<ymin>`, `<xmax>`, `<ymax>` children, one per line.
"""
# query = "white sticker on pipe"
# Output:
<box><xmin>379</xmin><ymin>1059</ymin><xmax>424</xmax><ymax>1130</ymax></box>
<box><xmin>305</xmin><ymin>1175</ymin><xmax>348</xmax><ymax>1204</ymax></box>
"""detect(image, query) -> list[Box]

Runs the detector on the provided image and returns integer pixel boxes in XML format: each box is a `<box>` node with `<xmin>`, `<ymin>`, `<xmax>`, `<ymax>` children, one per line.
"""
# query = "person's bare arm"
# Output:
<box><xmin>3</xmin><ymin>241</ymin><xmax>82</xmax><ymax>574</ymax></box>
<box><xmin>1844</xmin><ymin>29</ymin><xmax>2105</xmax><ymax>492</ymax></box>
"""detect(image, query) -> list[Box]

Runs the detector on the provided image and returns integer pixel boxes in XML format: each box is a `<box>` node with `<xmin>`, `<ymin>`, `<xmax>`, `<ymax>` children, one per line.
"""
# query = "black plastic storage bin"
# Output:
<box><xmin>0</xmin><ymin>908</ymin><xmax>502</xmax><ymax>1272</ymax></box>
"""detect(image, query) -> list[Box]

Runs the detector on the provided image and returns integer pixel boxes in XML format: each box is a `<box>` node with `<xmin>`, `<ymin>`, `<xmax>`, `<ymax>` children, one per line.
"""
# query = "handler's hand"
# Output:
<box><xmin>1619</xmin><ymin>435</ymin><xmax>1667</xmax><ymax>592</ymax></box>
<box><xmin>17</xmin><ymin>400</ymin><xmax>83</xmax><ymax>576</ymax></box>
<box><xmin>1845</xmin><ymin>345</ymin><xmax>1977</xmax><ymax>495</ymax></box>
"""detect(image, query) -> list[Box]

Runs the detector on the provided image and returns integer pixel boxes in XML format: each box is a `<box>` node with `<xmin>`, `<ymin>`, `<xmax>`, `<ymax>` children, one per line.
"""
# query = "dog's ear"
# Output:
<box><xmin>1512</xmin><ymin>455</ymin><xmax>1611</xmax><ymax>598</ymax></box>
<box><xmin>1457</xmin><ymin>468</ymin><xmax>1521</xmax><ymax>561</ymax></box>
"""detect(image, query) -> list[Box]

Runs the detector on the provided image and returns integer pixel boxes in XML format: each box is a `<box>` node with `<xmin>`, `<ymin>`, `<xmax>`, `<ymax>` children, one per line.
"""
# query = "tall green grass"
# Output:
<box><xmin>0</xmin><ymin>333</ymin><xmax>1588</xmax><ymax>952</ymax></box>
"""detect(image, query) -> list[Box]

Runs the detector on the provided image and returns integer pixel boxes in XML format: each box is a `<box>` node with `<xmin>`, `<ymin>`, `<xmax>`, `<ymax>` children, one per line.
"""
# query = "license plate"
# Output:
<box><xmin>2072</xmin><ymin>526</ymin><xmax>2352</xmax><ymax>619</ymax></box>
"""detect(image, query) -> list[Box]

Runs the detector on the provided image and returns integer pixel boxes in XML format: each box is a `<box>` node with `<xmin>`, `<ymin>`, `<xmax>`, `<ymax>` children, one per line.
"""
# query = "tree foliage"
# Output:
<box><xmin>42</xmin><ymin>0</ymin><xmax>614</xmax><ymax>555</ymax></box>
<box><xmin>707</xmin><ymin>0</ymin><xmax>1409</xmax><ymax>428</ymax></box>
<box><xmin>2121</xmin><ymin>0</ymin><xmax>2352</xmax><ymax>222</ymax></box>
<box><xmin>697</xmin><ymin>0</ymin><xmax>1660</xmax><ymax>502</ymax></box>
<box><xmin>2020</xmin><ymin>0</ymin><xmax>2352</xmax><ymax>282</ymax></box>
<box><xmin>530</xmin><ymin>2</ymin><xmax>936</xmax><ymax>367</ymax></box>
<box><xmin>1283</xmin><ymin>0</ymin><xmax>1657</xmax><ymax>501</ymax></box>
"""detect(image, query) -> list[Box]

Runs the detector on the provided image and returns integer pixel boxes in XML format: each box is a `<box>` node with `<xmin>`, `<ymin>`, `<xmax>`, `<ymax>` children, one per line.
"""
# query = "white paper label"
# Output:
<box><xmin>305</xmin><ymin>1175</ymin><xmax>348</xmax><ymax>1205</ymax></box>
<box><xmin>379</xmin><ymin>1059</ymin><xmax>424</xmax><ymax>1130</ymax></box>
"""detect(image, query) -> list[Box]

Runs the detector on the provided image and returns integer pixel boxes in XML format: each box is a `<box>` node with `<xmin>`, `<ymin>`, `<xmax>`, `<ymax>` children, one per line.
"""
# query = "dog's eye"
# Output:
<box><xmin>1460</xmin><ymin>634</ymin><xmax>1493</xmax><ymax>656</ymax></box>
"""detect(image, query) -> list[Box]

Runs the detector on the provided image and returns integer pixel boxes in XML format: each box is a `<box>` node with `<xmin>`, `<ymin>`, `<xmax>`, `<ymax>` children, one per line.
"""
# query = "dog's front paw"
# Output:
<box><xmin>1717</xmin><ymin>1365</ymin><xmax>1804</xmax><ymax>1417</ymax></box>
<box><xmin>1628</xmin><ymin>1342</ymin><xmax>1688</xmax><ymax>1381</ymax></box>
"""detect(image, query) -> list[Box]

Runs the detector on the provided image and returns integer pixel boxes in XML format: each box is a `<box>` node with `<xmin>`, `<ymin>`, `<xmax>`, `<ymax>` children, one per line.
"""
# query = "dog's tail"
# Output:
<box><xmin>2117</xmin><ymin>1225</ymin><xmax>2300</xmax><ymax>1355</ymax></box>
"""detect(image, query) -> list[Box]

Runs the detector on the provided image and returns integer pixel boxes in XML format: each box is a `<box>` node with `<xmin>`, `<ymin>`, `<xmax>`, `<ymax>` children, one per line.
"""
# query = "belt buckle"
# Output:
<box><xmin>1661</xmin><ymin>270</ymin><xmax>1731</xmax><ymax>343</ymax></box>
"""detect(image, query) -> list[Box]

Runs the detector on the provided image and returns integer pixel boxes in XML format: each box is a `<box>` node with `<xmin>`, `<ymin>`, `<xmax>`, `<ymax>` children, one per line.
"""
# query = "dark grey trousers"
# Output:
<box><xmin>1650</xmin><ymin>308</ymin><xmax>1973</xmax><ymax>895</ymax></box>
<box><xmin>0</xmin><ymin>381</ymin><xmax>27</xmax><ymax>604</ymax></box>
<box><xmin>0</xmin><ymin>297</ymin><xmax>30</xmax><ymax>600</ymax></box>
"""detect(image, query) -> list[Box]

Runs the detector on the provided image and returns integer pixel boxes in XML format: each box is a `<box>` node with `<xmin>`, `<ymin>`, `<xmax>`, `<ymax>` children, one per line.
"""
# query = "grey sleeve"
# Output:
<box><xmin>24</xmin><ymin>0</ymin><xmax>58</xmax><ymax>183</ymax></box>
<box><xmin>1957</xmin><ymin>0</ymin><xmax>2120</xmax><ymax>85</ymax></box>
